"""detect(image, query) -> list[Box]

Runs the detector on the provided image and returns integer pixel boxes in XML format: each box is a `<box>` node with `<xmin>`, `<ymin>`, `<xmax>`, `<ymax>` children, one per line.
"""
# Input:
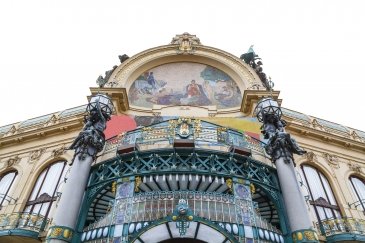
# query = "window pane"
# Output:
<box><xmin>25</xmin><ymin>161</ymin><xmax>67</xmax><ymax>216</ymax></box>
<box><xmin>351</xmin><ymin>177</ymin><xmax>365</xmax><ymax>202</ymax></box>
<box><xmin>334</xmin><ymin>209</ymin><xmax>341</xmax><ymax>219</ymax></box>
<box><xmin>40</xmin><ymin>202</ymin><xmax>50</xmax><ymax>216</ymax></box>
<box><xmin>302</xmin><ymin>165</ymin><xmax>340</xmax><ymax>223</ymax></box>
<box><xmin>29</xmin><ymin>170</ymin><xmax>46</xmax><ymax>201</ymax></box>
<box><xmin>303</xmin><ymin>166</ymin><xmax>327</xmax><ymax>201</ymax></box>
<box><xmin>32</xmin><ymin>204</ymin><xmax>42</xmax><ymax>215</ymax></box>
<box><xmin>0</xmin><ymin>172</ymin><xmax>17</xmax><ymax>195</ymax></box>
<box><xmin>38</xmin><ymin>162</ymin><xmax>64</xmax><ymax>197</ymax></box>
<box><xmin>317</xmin><ymin>206</ymin><xmax>327</xmax><ymax>220</ymax></box>
<box><xmin>323</xmin><ymin>207</ymin><xmax>334</xmax><ymax>219</ymax></box>
<box><xmin>320</xmin><ymin>174</ymin><xmax>336</xmax><ymax>205</ymax></box>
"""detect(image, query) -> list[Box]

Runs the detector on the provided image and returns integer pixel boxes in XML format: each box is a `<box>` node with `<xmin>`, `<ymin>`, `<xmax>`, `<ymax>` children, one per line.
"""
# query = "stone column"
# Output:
<box><xmin>254</xmin><ymin>97</ymin><xmax>319</xmax><ymax>243</ymax></box>
<box><xmin>47</xmin><ymin>95</ymin><xmax>113</xmax><ymax>243</ymax></box>
<box><xmin>266</xmin><ymin>134</ymin><xmax>319</xmax><ymax>243</ymax></box>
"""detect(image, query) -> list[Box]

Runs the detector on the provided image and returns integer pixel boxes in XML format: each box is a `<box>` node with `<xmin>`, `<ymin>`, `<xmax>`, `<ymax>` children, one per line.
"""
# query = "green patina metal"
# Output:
<box><xmin>88</xmin><ymin>150</ymin><xmax>278</xmax><ymax>191</ymax></box>
<box><xmin>326</xmin><ymin>232</ymin><xmax>365</xmax><ymax>242</ymax></box>
<box><xmin>73</xmin><ymin>148</ymin><xmax>291</xmax><ymax>242</ymax></box>
<box><xmin>73</xmin><ymin>118</ymin><xmax>293</xmax><ymax>242</ymax></box>
<box><xmin>0</xmin><ymin>228</ymin><xmax>39</xmax><ymax>238</ymax></box>
<box><xmin>128</xmin><ymin>215</ymin><xmax>240</xmax><ymax>243</ymax></box>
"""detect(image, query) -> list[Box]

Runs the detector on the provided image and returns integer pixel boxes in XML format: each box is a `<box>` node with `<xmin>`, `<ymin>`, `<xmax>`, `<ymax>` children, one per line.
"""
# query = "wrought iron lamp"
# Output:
<box><xmin>48</xmin><ymin>93</ymin><xmax>114</xmax><ymax>243</ymax></box>
<box><xmin>254</xmin><ymin>97</ymin><xmax>282</xmax><ymax>123</ymax></box>
<box><xmin>87</xmin><ymin>93</ymin><xmax>114</xmax><ymax>117</ymax></box>
<box><xmin>70</xmin><ymin>93</ymin><xmax>114</xmax><ymax>160</ymax></box>
<box><xmin>254</xmin><ymin>97</ymin><xmax>305</xmax><ymax>163</ymax></box>
<box><xmin>254</xmin><ymin>97</ymin><xmax>319</xmax><ymax>242</ymax></box>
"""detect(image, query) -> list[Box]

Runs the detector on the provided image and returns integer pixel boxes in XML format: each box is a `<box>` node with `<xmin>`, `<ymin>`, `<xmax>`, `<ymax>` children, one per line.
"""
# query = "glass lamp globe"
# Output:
<box><xmin>87</xmin><ymin>93</ymin><xmax>114</xmax><ymax>117</ymax></box>
<box><xmin>254</xmin><ymin>98</ymin><xmax>282</xmax><ymax>122</ymax></box>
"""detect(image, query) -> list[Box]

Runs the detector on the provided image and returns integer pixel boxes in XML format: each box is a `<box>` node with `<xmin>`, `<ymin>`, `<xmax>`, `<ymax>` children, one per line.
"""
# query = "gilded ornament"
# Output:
<box><xmin>111</xmin><ymin>181</ymin><xmax>117</xmax><ymax>194</ymax></box>
<box><xmin>250</xmin><ymin>183</ymin><xmax>256</xmax><ymax>194</ymax></box>
<box><xmin>297</xmin><ymin>232</ymin><xmax>303</xmax><ymax>240</ymax></box>
<box><xmin>172</xmin><ymin>216</ymin><xmax>177</xmax><ymax>221</ymax></box>
<box><xmin>225</xmin><ymin>178</ymin><xmax>233</xmax><ymax>192</ymax></box>
<box><xmin>51</xmin><ymin>227</ymin><xmax>63</xmax><ymax>237</ymax></box>
<box><xmin>304</xmin><ymin>231</ymin><xmax>315</xmax><ymax>240</ymax></box>
<box><xmin>188</xmin><ymin>215</ymin><xmax>193</xmax><ymax>221</ymax></box>
<box><xmin>63</xmin><ymin>229</ymin><xmax>72</xmax><ymax>238</ymax></box>
<box><xmin>135</xmin><ymin>177</ymin><xmax>142</xmax><ymax>192</ymax></box>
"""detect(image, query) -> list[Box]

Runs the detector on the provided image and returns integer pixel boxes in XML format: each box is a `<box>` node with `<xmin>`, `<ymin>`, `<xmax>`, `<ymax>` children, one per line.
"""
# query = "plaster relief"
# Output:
<box><xmin>304</xmin><ymin>151</ymin><xmax>318</xmax><ymax>164</ymax></box>
<box><xmin>51</xmin><ymin>144</ymin><xmax>66</xmax><ymax>158</ymax></box>
<box><xmin>348</xmin><ymin>161</ymin><xmax>363</xmax><ymax>174</ymax></box>
<box><xmin>29</xmin><ymin>148</ymin><xmax>46</xmax><ymax>163</ymax></box>
<box><xmin>322</xmin><ymin>153</ymin><xmax>340</xmax><ymax>168</ymax></box>
<box><xmin>311</xmin><ymin>119</ymin><xmax>324</xmax><ymax>130</ymax></box>
<box><xmin>5</xmin><ymin>155</ymin><xmax>21</xmax><ymax>168</ymax></box>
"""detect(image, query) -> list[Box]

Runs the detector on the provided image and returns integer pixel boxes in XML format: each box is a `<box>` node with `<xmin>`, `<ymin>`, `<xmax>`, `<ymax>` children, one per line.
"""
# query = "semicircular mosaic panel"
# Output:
<box><xmin>128</xmin><ymin>62</ymin><xmax>242</xmax><ymax>109</ymax></box>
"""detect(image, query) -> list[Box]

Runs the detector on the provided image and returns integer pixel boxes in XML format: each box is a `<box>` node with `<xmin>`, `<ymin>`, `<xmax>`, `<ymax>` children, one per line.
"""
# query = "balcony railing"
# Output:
<box><xmin>317</xmin><ymin>217</ymin><xmax>365</xmax><ymax>236</ymax></box>
<box><xmin>84</xmin><ymin>191</ymin><xmax>281</xmax><ymax>235</ymax></box>
<box><xmin>0</xmin><ymin>212</ymin><xmax>49</xmax><ymax>232</ymax></box>
<box><xmin>104</xmin><ymin>119</ymin><xmax>266</xmax><ymax>156</ymax></box>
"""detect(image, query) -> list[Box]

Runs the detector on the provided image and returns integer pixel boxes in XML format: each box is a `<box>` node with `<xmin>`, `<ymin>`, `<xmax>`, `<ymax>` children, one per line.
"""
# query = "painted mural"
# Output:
<box><xmin>128</xmin><ymin>62</ymin><xmax>242</xmax><ymax>109</ymax></box>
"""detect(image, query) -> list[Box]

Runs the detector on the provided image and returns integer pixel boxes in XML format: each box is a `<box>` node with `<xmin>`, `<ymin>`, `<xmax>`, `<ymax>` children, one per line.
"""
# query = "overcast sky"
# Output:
<box><xmin>1</xmin><ymin>0</ymin><xmax>364</xmax><ymax>131</ymax></box>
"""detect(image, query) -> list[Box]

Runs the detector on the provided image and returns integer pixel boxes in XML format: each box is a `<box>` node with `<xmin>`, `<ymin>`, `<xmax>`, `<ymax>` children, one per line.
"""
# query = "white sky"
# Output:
<box><xmin>1</xmin><ymin>0</ymin><xmax>365</xmax><ymax>131</ymax></box>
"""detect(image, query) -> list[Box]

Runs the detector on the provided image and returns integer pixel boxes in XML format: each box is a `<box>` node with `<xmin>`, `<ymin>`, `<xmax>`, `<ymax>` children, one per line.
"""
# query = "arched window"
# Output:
<box><xmin>300</xmin><ymin>165</ymin><xmax>341</xmax><ymax>221</ymax></box>
<box><xmin>24</xmin><ymin>161</ymin><xmax>68</xmax><ymax>216</ymax></box>
<box><xmin>0</xmin><ymin>171</ymin><xmax>17</xmax><ymax>207</ymax></box>
<box><xmin>349</xmin><ymin>176</ymin><xmax>365</xmax><ymax>210</ymax></box>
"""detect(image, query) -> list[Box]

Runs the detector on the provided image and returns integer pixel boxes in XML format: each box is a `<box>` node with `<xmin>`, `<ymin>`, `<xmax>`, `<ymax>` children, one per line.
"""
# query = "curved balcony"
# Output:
<box><xmin>81</xmin><ymin>191</ymin><xmax>283</xmax><ymax>243</ymax></box>
<box><xmin>0</xmin><ymin>212</ymin><xmax>49</xmax><ymax>242</ymax></box>
<box><xmin>317</xmin><ymin>217</ymin><xmax>365</xmax><ymax>242</ymax></box>
<box><xmin>82</xmin><ymin>119</ymin><xmax>284</xmax><ymax>242</ymax></box>
<box><xmin>104</xmin><ymin>118</ymin><xmax>266</xmax><ymax>158</ymax></box>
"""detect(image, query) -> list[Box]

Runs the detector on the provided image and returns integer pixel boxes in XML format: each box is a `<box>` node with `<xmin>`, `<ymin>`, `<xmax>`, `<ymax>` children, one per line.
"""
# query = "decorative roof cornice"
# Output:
<box><xmin>0</xmin><ymin>109</ymin><xmax>85</xmax><ymax>148</ymax></box>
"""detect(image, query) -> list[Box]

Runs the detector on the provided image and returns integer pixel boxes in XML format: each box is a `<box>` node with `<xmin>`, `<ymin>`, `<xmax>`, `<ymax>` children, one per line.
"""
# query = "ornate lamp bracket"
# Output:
<box><xmin>254</xmin><ymin>98</ymin><xmax>306</xmax><ymax>164</ymax></box>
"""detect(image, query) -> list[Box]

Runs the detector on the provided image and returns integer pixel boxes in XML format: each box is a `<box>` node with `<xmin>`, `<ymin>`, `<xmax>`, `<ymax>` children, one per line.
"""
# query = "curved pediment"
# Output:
<box><xmin>102</xmin><ymin>33</ymin><xmax>265</xmax><ymax>113</ymax></box>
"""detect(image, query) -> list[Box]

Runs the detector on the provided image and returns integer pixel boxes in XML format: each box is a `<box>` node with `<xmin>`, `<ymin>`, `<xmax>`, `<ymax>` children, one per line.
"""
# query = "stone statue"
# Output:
<box><xmin>96</xmin><ymin>65</ymin><xmax>118</xmax><ymax>88</ymax></box>
<box><xmin>96</xmin><ymin>54</ymin><xmax>129</xmax><ymax>87</ymax></box>
<box><xmin>118</xmin><ymin>54</ymin><xmax>129</xmax><ymax>63</ymax></box>
<box><xmin>240</xmin><ymin>47</ymin><xmax>271</xmax><ymax>90</ymax></box>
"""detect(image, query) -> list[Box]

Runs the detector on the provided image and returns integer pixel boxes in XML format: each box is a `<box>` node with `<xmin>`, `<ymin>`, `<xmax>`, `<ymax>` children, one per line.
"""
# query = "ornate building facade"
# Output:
<box><xmin>1</xmin><ymin>33</ymin><xmax>365</xmax><ymax>243</ymax></box>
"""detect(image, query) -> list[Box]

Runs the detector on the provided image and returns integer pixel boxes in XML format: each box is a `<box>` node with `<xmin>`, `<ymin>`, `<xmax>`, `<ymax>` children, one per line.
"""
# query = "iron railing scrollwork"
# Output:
<box><xmin>317</xmin><ymin>217</ymin><xmax>365</xmax><ymax>236</ymax></box>
<box><xmin>88</xmin><ymin>151</ymin><xmax>278</xmax><ymax>191</ymax></box>
<box><xmin>0</xmin><ymin>212</ymin><xmax>49</xmax><ymax>232</ymax></box>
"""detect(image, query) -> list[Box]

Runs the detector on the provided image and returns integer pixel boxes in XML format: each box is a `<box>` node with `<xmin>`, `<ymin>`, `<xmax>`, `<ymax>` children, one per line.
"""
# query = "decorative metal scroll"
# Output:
<box><xmin>88</xmin><ymin>150</ymin><xmax>278</xmax><ymax>191</ymax></box>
